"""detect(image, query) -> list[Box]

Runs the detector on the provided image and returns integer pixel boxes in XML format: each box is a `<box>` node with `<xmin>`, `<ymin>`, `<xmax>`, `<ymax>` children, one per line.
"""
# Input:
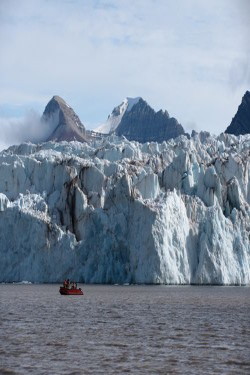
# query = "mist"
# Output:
<box><xmin>0</xmin><ymin>110</ymin><xmax>56</xmax><ymax>151</ymax></box>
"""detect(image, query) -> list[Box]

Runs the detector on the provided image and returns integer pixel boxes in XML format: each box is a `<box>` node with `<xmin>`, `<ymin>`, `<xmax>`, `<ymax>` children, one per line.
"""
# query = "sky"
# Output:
<box><xmin>0</xmin><ymin>0</ymin><xmax>249</xmax><ymax>149</ymax></box>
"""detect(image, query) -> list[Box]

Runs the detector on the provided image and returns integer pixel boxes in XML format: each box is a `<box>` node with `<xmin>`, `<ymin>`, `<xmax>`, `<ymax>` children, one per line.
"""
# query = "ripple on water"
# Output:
<box><xmin>0</xmin><ymin>285</ymin><xmax>250</xmax><ymax>374</ymax></box>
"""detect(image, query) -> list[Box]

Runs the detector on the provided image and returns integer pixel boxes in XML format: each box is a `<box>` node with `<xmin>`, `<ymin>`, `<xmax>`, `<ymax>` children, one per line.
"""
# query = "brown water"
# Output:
<box><xmin>0</xmin><ymin>285</ymin><xmax>249</xmax><ymax>374</ymax></box>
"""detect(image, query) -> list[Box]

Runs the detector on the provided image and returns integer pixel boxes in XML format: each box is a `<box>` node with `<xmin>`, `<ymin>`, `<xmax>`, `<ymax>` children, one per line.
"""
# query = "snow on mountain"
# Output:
<box><xmin>95</xmin><ymin>97</ymin><xmax>141</xmax><ymax>134</ymax></box>
<box><xmin>0</xmin><ymin>132</ymin><xmax>249</xmax><ymax>284</ymax></box>
<box><xmin>95</xmin><ymin>96</ymin><xmax>185</xmax><ymax>143</ymax></box>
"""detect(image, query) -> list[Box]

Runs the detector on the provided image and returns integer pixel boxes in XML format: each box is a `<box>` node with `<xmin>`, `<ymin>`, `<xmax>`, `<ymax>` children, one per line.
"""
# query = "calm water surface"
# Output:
<box><xmin>0</xmin><ymin>285</ymin><xmax>249</xmax><ymax>374</ymax></box>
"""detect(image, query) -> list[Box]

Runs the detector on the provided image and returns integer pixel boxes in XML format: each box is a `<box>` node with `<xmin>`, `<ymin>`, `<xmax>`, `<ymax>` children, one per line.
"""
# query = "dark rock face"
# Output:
<box><xmin>115</xmin><ymin>99</ymin><xmax>184</xmax><ymax>142</ymax></box>
<box><xmin>42</xmin><ymin>95</ymin><xmax>87</xmax><ymax>142</ymax></box>
<box><xmin>226</xmin><ymin>91</ymin><xmax>250</xmax><ymax>136</ymax></box>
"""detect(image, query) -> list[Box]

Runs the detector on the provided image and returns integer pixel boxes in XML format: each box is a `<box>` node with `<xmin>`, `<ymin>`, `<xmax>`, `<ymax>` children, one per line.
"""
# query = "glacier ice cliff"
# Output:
<box><xmin>0</xmin><ymin>132</ymin><xmax>249</xmax><ymax>284</ymax></box>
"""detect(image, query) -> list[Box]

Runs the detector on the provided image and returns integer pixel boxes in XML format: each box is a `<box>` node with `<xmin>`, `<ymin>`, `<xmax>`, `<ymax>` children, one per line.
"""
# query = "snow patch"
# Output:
<box><xmin>126</xmin><ymin>97</ymin><xmax>141</xmax><ymax>111</ymax></box>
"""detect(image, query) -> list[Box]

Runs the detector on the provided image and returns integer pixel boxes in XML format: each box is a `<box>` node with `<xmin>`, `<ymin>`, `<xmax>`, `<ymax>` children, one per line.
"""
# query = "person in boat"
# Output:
<box><xmin>63</xmin><ymin>279</ymin><xmax>67</xmax><ymax>288</ymax></box>
<box><xmin>66</xmin><ymin>279</ymin><xmax>70</xmax><ymax>289</ymax></box>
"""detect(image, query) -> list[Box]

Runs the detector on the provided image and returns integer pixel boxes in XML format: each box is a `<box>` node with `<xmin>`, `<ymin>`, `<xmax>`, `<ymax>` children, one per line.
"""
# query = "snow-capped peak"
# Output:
<box><xmin>125</xmin><ymin>97</ymin><xmax>141</xmax><ymax>111</ymax></box>
<box><xmin>94</xmin><ymin>97</ymin><xmax>142</xmax><ymax>134</ymax></box>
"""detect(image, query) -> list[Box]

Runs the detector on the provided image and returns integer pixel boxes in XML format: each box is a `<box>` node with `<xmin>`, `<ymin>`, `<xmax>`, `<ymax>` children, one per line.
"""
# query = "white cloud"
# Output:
<box><xmin>0</xmin><ymin>110</ymin><xmax>57</xmax><ymax>151</ymax></box>
<box><xmin>0</xmin><ymin>0</ymin><xmax>249</xmax><ymax>143</ymax></box>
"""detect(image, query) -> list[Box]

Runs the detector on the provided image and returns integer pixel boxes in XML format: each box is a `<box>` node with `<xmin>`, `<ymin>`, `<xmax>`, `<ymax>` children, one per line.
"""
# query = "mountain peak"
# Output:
<box><xmin>42</xmin><ymin>95</ymin><xmax>87</xmax><ymax>142</ymax></box>
<box><xmin>225</xmin><ymin>91</ymin><xmax>250</xmax><ymax>136</ymax></box>
<box><xmin>95</xmin><ymin>96</ymin><xmax>144</xmax><ymax>134</ymax></box>
<box><xmin>52</xmin><ymin>95</ymin><xmax>66</xmax><ymax>102</ymax></box>
<box><xmin>124</xmin><ymin>97</ymin><xmax>142</xmax><ymax>111</ymax></box>
<box><xmin>95</xmin><ymin>96</ymin><xmax>184</xmax><ymax>142</ymax></box>
<box><xmin>116</xmin><ymin>99</ymin><xmax>184</xmax><ymax>142</ymax></box>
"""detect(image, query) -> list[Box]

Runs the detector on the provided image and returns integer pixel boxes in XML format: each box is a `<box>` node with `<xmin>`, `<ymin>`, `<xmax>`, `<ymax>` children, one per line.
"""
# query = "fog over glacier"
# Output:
<box><xmin>0</xmin><ymin>132</ymin><xmax>249</xmax><ymax>284</ymax></box>
<box><xmin>0</xmin><ymin>110</ymin><xmax>60</xmax><ymax>151</ymax></box>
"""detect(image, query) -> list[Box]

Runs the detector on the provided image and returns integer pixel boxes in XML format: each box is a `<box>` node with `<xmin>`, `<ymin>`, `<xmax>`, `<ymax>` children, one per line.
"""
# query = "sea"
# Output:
<box><xmin>0</xmin><ymin>284</ymin><xmax>249</xmax><ymax>374</ymax></box>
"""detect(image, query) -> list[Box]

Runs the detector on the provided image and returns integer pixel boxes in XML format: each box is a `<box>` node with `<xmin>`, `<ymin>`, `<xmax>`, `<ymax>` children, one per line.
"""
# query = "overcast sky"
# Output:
<box><xmin>0</xmin><ymin>0</ymin><xmax>249</xmax><ymax>149</ymax></box>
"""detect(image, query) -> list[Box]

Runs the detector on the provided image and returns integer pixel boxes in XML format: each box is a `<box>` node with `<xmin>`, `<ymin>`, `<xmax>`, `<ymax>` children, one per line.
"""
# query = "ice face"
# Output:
<box><xmin>0</xmin><ymin>132</ymin><xmax>249</xmax><ymax>284</ymax></box>
<box><xmin>0</xmin><ymin>193</ymin><xmax>9</xmax><ymax>212</ymax></box>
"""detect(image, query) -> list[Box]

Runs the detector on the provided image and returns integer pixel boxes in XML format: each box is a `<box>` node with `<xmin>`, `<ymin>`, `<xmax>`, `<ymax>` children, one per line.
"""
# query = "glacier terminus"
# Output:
<box><xmin>0</xmin><ymin>132</ymin><xmax>249</xmax><ymax>285</ymax></box>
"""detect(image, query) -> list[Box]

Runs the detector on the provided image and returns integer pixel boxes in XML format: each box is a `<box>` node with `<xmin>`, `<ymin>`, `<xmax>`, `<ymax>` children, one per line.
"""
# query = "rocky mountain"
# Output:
<box><xmin>42</xmin><ymin>95</ymin><xmax>87</xmax><ymax>142</ymax></box>
<box><xmin>226</xmin><ymin>91</ymin><xmax>250</xmax><ymax>135</ymax></box>
<box><xmin>95</xmin><ymin>97</ymin><xmax>185</xmax><ymax>142</ymax></box>
<box><xmin>95</xmin><ymin>97</ymin><xmax>141</xmax><ymax>135</ymax></box>
<box><xmin>0</xmin><ymin>132</ymin><xmax>249</xmax><ymax>284</ymax></box>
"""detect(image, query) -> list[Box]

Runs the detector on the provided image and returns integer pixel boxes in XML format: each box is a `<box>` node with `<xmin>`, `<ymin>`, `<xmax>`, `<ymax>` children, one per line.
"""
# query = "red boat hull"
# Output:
<box><xmin>60</xmin><ymin>286</ymin><xmax>83</xmax><ymax>295</ymax></box>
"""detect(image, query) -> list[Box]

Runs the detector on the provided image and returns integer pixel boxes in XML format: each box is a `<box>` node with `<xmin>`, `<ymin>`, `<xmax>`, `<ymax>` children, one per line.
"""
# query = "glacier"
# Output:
<box><xmin>0</xmin><ymin>132</ymin><xmax>249</xmax><ymax>284</ymax></box>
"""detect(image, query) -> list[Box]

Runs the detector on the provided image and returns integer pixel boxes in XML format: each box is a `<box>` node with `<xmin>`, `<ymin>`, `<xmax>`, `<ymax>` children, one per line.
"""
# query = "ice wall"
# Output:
<box><xmin>0</xmin><ymin>132</ymin><xmax>249</xmax><ymax>284</ymax></box>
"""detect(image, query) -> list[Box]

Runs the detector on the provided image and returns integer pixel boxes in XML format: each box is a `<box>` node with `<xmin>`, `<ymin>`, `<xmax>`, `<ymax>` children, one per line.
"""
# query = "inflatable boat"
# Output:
<box><xmin>59</xmin><ymin>286</ymin><xmax>83</xmax><ymax>295</ymax></box>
